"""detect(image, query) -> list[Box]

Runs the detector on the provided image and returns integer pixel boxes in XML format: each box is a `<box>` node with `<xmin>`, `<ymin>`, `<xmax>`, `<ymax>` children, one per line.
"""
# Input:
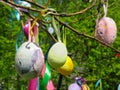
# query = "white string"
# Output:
<box><xmin>103</xmin><ymin>0</ymin><xmax>108</xmax><ymax>17</ymax></box>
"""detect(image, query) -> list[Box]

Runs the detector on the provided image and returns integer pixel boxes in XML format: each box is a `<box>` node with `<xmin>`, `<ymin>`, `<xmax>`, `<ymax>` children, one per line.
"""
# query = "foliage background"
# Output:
<box><xmin>0</xmin><ymin>0</ymin><xmax>120</xmax><ymax>90</ymax></box>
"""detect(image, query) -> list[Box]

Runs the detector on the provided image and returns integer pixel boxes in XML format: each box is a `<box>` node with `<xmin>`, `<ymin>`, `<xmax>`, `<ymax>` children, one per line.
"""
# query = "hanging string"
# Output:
<box><xmin>57</xmin><ymin>74</ymin><xmax>63</xmax><ymax>90</ymax></box>
<box><xmin>102</xmin><ymin>0</ymin><xmax>108</xmax><ymax>17</ymax></box>
<box><xmin>30</xmin><ymin>0</ymin><xmax>50</xmax><ymax>36</ymax></box>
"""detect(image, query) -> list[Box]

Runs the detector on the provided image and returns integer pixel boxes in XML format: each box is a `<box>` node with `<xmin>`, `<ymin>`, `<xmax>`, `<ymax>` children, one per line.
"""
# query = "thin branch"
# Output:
<box><xmin>26</xmin><ymin>0</ymin><xmax>45</xmax><ymax>9</ymax></box>
<box><xmin>55</xmin><ymin>17</ymin><xmax>120</xmax><ymax>53</ymax></box>
<box><xmin>1</xmin><ymin>0</ymin><xmax>40</xmax><ymax>12</ymax></box>
<box><xmin>1</xmin><ymin>0</ymin><xmax>97</xmax><ymax>17</ymax></box>
<box><xmin>50</xmin><ymin>0</ymin><xmax>97</xmax><ymax>17</ymax></box>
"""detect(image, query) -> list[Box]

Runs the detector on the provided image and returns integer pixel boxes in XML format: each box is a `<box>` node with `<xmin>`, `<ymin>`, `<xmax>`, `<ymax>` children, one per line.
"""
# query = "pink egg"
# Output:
<box><xmin>68</xmin><ymin>83</ymin><xmax>81</xmax><ymax>90</ymax></box>
<box><xmin>15</xmin><ymin>42</ymin><xmax>44</xmax><ymax>80</ymax></box>
<box><xmin>95</xmin><ymin>17</ymin><xmax>117</xmax><ymax>44</ymax></box>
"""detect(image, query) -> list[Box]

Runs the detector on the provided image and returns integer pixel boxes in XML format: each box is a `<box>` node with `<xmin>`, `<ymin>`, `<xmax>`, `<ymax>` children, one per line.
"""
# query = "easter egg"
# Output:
<box><xmin>57</xmin><ymin>56</ymin><xmax>73</xmax><ymax>75</ymax></box>
<box><xmin>68</xmin><ymin>83</ymin><xmax>81</xmax><ymax>90</ymax></box>
<box><xmin>48</xmin><ymin>25</ymin><xmax>54</xmax><ymax>34</ymax></box>
<box><xmin>82</xmin><ymin>84</ymin><xmax>90</xmax><ymax>90</ymax></box>
<box><xmin>48</xmin><ymin>42</ymin><xmax>67</xmax><ymax>68</ymax></box>
<box><xmin>18</xmin><ymin>1</ymin><xmax>31</xmax><ymax>12</ymax></box>
<box><xmin>15</xmin><ymin>42</ymin><xmax>44</xmax><ymax>80</ymax></box>
<box><xmin>95</xmin><ymin>17</ymin><xmax>117</xmax><ymax>44</ymax></box>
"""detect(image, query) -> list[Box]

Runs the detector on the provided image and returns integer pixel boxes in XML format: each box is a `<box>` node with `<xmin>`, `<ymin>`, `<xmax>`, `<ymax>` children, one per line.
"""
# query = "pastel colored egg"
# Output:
<box><xmin>95</xmin><ymin>17</ymin><xmax>117</xmax><ymax>44</ymax></box>
<box><xmin>57</xmin><ymin>56</ymin><xmax>74</xmax><ymax>75</ymax></box>
<box><xmin>68</xmin><ymin>83</ymin><xmax>81</xmax><ymax>90</ymax></box>
<box><xmin>18</xmin><ymin>1</ymin><xmax>31</xmax><ymax>12</ymax></box>
<box><xmin>15</xmin><ymin>42</ymin><xmax>44</xmax><ymax>80</ymax></box>
<box><xmin>48</xmin><ymin>42</ymin><xmax>67</xmax><ymax>68</ymax></box>
<box><xmin>82</xmin><ymin>84</ymin><xmax>90</xmax><ymax>90</ymax></box>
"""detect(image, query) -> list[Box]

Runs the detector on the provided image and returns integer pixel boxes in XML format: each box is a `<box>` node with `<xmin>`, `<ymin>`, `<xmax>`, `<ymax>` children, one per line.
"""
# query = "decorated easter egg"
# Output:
<box><xmin>15</xmin><ymin>42</ymin><xmax>44</xmax><ymax>80</ymax></box>
<box><xmin>82</xmin><ymin>84</ymin><xmax>90</xmax><ymax>90</ymax></box>
<box><xmin>68</xmin><ymin>83</ymin><xmax>81</xmax><ymax>90</ymax></box>
<box><xmin>95</xmin><ymin>17</ymin><xmax>117</xmax><ymax>44</ymax></box>
<box><xmin>18</xmin><ymin>1</ymin><xmax>31</xmax><ymax>12</ymax></box>
<box><xmin>57</xmin><ymin>56</ymin><xmax>73</xmax><ymax>75</ymax></box>
<box><xmin>48</xmin><ymin>25</ymin><xmax>54</xmax><ymax>34</ymax></box>
<box><xmin>48</xmin><ymin>42</ymin><xmax>67</xmax><ymax>68</ymax></box>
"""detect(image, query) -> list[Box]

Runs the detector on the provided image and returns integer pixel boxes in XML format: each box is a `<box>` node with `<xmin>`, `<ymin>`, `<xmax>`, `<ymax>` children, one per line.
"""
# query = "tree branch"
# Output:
<box><xmin>55</xmin><ymin>17</ymin><xmax>120</xmax><ymax>53</ymax></box>
<box><xmin>1</xmin><ymin>0</ymin><xmax>97</xmax><ymax>17</ymax></box>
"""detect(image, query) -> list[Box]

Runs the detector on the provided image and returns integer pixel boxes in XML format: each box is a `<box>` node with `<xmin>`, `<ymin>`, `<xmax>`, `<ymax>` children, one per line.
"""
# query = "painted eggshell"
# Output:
<box><xmin>82</xmin><ymin>84</ymin><xmax>90</xmax><ymax>90</ymax></box>
<box><xmin>18</xmin><ymin>1</ymin><xmax>31</xmax><ymax>12</ymax></box>
<box><xmin>48</xmin><ymin>42</ymin><xmax>67</xmax><ymax>68</ymax></box>
<box><xmin>15</xmin><ymin>42</ymin><xmax>44</xmax><ymax>80</ymax></box>
<box><xmin>57</xmin><ymin>56</ymin><xmax>74</xmax><ymax>75</ymax></box>
<box><xmin>68</xmin><ymin>83</ymin><xmax>81</xmax><ymax>90</ymax></box>
<box><xmin>95</xmin><ymin>17</ymin><xmax>117</xmax><ymax>44</ymax></box>
<box><xmin>48</xmin><ymin>26</ymin><xmax>54</xmax><ymax>34</ymax></box>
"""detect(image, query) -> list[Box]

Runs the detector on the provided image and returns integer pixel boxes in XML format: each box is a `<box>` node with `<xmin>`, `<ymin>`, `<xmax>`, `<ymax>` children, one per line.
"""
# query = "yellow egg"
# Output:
<box><xmin>57</xmin><ymin>56</ymin><xmax>74</xmax><ymax>75</ymax></box>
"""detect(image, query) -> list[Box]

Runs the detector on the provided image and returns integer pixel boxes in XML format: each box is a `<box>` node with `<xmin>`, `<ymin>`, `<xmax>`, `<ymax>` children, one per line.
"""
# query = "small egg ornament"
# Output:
<box><xmin>48</xmin><ymin>42</ymin><xmax>67</xmax><ymax>68</ymax></box>
<box><xmin>57</xmin><ymin>56</ymin><xmax>73</xmax><ymax>75</ymax></box>
<box><xmin>18</xmin><ymin>1</ymin><xmax>31</xmax><ymax>12</ymax></box>
<box><xmin>15</xmin><ymin>42</ymin><xmax>44</xmax><ymax>80</ymax></box>
<box><xmin>95</xmin><ymin>17</ymin><xmax>117</xmax><ymax>44</ymax></box>
<box><xmin>82</xmin><ymin>84</ymin><xmax>90</xmax><ymax>90</ymax></box>
<box><xmin>48</xmin><ymin>24</ymin><xmax>54</xmax><ymax>34</ymax></box>
<box><xmin>68</xmin><ymin>83</ymin><xmax>81</xmax><ymax>90</ymax></box>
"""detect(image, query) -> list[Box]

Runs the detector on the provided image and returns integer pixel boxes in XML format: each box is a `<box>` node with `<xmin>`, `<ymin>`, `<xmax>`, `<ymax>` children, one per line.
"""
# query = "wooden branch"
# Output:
<box><xmin>1</xmin><ymin>0</ymin><xmax>120</xmax><ymax>53</ymax></box>
<box><xmin>1</xmin><ymin>0</ymin><xmax>40</xmax><ymax>12</ymax></box>
<box><xmin>55</xmin><ymin>17</ymin><xmax>120</xmax><ymax>53</ymax></box>
<box><xmin>1</xmin><ymin>0</ymin><xmax>97</xmax><ymax>17</ymax></box>
<box><xmin>50</xmin><ymin>0</ymin><xmax>97</xmax><ymax>17</ymax></box>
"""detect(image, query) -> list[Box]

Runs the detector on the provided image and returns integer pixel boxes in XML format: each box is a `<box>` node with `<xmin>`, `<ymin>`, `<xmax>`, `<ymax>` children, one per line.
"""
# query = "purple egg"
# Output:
<box><xmin>68</xmin><ymin>83</ymin><xmax>81</xmax><ymax>90</ymax></box>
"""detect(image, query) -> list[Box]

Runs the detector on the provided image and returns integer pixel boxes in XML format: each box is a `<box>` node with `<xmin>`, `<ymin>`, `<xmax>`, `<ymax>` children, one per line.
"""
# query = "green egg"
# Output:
<box><xmin>48</xmin><ymin>42</ymin><xmax>67</xmax><ymax>68</ymax></box>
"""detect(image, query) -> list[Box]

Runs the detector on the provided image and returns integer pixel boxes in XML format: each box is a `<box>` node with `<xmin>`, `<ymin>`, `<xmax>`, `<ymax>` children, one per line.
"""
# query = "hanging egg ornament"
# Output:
<box><xmin>68</xmin><ymin>83</ymin><xmax>81</xmax><ymax>90</ymax></box>
<box><xmin>48</xmin><ymin>42</ymin><xmax>67</xmax><ymax>68</ymax></box>
<box><xmin>82</xmin><ymin>84</ymin><xmax>90</xmax><ymax>90</ymax></box>
<box><xmin>15</xmin><ymin>42</ymin><xmax>44</xmax><ymax>80</ymax></box>
<box><xmin>48</xmin><ymin>24</ymin><xmax>54</xmax><ymax>34</ymax></box>
<box><xmin>18</xmin><ymin>1</ymin><xmax>31</xmax><ymax>12</ymax></box>
<box><xmin>95</xmin><ymin>17</ymin><xmax>117</xmax><ymax>44</ymax></box>
<box><xmin>57</xmin><ymin>56</ymin><xmax>73</xmax><ymax>75</ymax></box>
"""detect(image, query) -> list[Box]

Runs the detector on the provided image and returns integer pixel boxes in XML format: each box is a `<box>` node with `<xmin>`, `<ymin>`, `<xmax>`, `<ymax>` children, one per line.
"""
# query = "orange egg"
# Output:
<box><xmin>57</xmin><ymin>56</ymin><xmax>74</xmax><ymax>75</ymax></box>
<box><xmin>82</xmin><ymin>84</ymin><xmax>90</xmax><ymax>90</ymax></box>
